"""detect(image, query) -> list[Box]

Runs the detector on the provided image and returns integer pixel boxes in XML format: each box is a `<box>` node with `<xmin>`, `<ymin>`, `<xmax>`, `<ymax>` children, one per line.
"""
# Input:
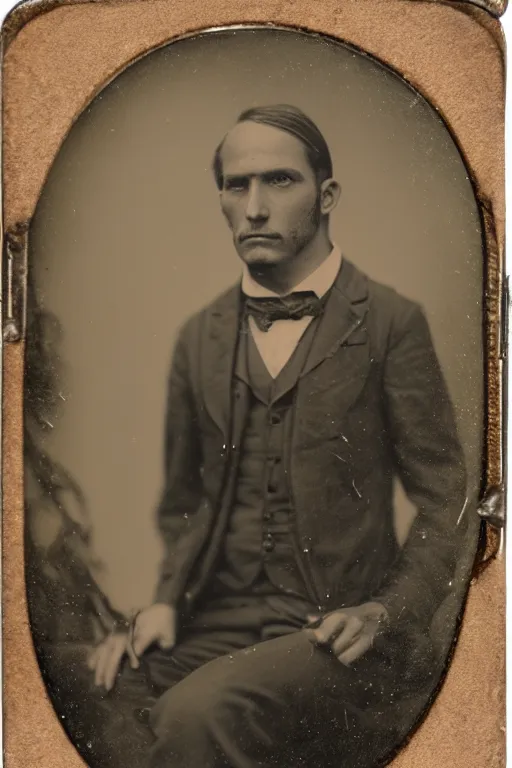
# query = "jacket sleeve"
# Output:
<box><xmin>373</xmin><ymin>302</ymin><xmax>468</xmax><ymax>632</ymax></box>
<box><xmin>154</xmin><ymin>321</ymin><xmax>203</xmax><ymax>605</ymax></box>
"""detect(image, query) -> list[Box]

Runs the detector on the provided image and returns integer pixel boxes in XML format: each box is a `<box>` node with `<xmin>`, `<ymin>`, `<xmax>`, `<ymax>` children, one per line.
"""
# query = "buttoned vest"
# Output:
<box><xmin>213</xmin><ymin>317</ymin><xmax>320</xmax><ymax>598</ymax></box>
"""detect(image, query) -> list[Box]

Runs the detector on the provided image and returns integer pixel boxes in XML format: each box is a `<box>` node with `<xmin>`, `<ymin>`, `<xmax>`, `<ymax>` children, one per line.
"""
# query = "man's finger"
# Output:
<box><xmin>303</xmin><ymin>627</ymin><xmax>322</xmax><ymax>646</ymax></box>
<box><xmin>126</xmin><ymin>640</ymin><xmax>140</xmax><ymax>669</ymax></box>
<box><xmin>126</xmin><ymin>621</ymin><xmax>140</xmax><ymax>669</ymax></box>
<box><xmin>132</xmin><ymin>624</ymin><xmax>154</xmax><ymax>658</ymax></box>
<box><xmin>331</xmin><ymin>616</ymin><xmax>364</xmax><ymax>657</ymax></box>
<box><xmin>87</xmin><ymin>646</ymin><xmax>99</xmax><ymax>670</ymax></box>
<box><xmin>94</xmin><ymin>642</ymin><xmax>113</xmax><ymax>688</ymax></box>
<box><xmin>103</xmin><ymin>639</ymin><xmax>126</xmax><ymax>692</ymax></box>
<box><xmin>158</xmin><ymin>631</ymin><xmax>175</xmax><ymax>651</ymax></box>
<box><xmin>337</xmin><ymin>634</ymin><xmax>372</xmax><ymax>666</ymax></box>
<box><xmin>312</xmin><ymin>612</ymin><xmax>348</xmax><ymax>646</ymax></box>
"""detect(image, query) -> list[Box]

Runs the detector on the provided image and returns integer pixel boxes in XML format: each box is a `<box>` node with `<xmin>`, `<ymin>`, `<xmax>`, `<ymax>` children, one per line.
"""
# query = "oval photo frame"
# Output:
<box><xmin>24</xmin><ymin>24</ymin><xmax>486</xmax><ymax>768</ymax></box>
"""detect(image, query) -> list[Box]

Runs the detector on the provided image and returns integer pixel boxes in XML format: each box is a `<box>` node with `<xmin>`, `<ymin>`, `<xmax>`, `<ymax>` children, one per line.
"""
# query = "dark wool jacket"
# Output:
<box><xmin>154</xmin><ymin>258</ymin><xmax>467</xmax><ymax>636</ymax></box>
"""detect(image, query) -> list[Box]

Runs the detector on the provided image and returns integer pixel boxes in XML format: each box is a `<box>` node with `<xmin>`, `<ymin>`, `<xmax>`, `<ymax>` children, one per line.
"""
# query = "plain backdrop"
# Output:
<box><xmin>26</xmin><ymin>27</ymin><xmax>485</xmax><ymax>614</ymax></box>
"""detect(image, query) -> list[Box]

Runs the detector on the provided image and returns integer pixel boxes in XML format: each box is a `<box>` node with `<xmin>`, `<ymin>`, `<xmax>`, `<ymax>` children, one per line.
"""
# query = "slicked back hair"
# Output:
<box><xmin>212</xmin><ymin>104</ymin><xmax>333</xmax><ymax>190</ymax></box>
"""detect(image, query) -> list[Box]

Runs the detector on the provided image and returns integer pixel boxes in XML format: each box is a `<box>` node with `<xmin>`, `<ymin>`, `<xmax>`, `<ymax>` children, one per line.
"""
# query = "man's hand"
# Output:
<box><xmin>88</xmin><ymin>603</ymin><xmax>177</xmax><ymax>691</ymax></box>
<box><xmin>304</xmin><ymin>602</ymin><xmax>389</xmax><ymax>666</ymax></box>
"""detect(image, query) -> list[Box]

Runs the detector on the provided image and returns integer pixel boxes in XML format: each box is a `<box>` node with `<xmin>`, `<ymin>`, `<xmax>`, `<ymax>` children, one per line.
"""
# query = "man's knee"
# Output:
<box><xmin>149</xmin><ymin>666</ymin><xmax>247</xmax><ymax>740</ymax></box>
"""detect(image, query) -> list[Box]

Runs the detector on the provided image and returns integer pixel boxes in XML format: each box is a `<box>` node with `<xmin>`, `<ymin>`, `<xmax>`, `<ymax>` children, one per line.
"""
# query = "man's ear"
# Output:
<box><xmin>320</xmin><ymin>178</ymin><xmax>341</xmax><ymax>215</ymax></box>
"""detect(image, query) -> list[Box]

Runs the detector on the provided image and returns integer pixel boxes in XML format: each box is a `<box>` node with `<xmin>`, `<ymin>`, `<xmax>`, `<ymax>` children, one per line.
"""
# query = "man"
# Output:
<box><xmin>89</xmin><ymin>104</ymin><xmax>466</xmax><ymax>767</ymax></box>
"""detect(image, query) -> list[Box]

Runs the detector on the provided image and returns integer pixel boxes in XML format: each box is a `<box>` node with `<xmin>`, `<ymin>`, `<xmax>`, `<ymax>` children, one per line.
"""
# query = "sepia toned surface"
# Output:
<box><xmin>28</xmin><ymin>28</ymin><xmax>484</xmax><ymax>613</ymax></box>
<box><xmin>2</xmin><ymin>1</ymin><xmax>505</xmax><ymax>767</ymax></box>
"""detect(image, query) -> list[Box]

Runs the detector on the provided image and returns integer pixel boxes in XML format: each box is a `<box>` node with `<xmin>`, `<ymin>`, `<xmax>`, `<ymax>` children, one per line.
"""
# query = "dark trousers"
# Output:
<box><xmin>39</xmin><ymin>594</ymin><xmax>432</xmax><ymax>768</ymax></box>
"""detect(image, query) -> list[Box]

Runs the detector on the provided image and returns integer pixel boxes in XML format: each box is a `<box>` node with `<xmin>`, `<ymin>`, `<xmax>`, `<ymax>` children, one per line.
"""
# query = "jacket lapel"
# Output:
<box><xmin>202</xmin><ymin>283</ymin><xmax>243</xmax><ymax>439</ymax></box>
<box><xmin>301</xmin><ymin>257</ymin><xmax>369</xmax><ymax>378</ymax></box>
<box><xmin>200</xmin><ymin>259</ymin><xmax>368</xmax><ymax>434</ymax></box>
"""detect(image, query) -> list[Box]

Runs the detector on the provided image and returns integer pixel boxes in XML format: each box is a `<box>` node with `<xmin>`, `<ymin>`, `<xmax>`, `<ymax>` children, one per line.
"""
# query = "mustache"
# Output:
<box><xmin>238</xmin><ymin>232</ymin><xmax>282</xmax><ymax>242</ymax></box>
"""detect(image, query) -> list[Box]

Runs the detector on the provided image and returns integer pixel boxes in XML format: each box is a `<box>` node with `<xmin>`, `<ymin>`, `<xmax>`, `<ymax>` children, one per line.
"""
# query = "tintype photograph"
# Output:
<box><xmin>3</xmin><ymin>11</ymin><xmax>504</xmax><ymax>768</ymax></box>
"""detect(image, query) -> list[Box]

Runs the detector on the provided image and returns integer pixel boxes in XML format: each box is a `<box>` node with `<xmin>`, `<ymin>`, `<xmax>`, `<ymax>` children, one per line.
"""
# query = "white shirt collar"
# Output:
<box><xmin>241</xmin><ymin>244</ymin><xmax>342</xmax><ymax>299</ymax></box>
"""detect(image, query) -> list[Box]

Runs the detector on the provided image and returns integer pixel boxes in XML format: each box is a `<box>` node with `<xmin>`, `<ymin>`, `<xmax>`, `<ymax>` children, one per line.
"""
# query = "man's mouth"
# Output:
<box><xmin>240</xmin><ymin>233</ymin><xmax>281</xmax><ymax>243</ymax></box>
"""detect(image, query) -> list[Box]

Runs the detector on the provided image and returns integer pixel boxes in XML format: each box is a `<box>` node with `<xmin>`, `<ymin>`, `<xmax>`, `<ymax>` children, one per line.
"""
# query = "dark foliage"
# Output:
<box><xmin>24</xmin><ymin>263</ymin><xmax>125</xmax><ymax>645</ymax></box>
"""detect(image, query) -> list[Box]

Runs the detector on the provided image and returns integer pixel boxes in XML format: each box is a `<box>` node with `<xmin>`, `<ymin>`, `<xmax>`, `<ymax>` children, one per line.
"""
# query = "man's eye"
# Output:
<box><xmin>270</xmin><ymin>175</ymin><xmax>293</xmax><ymax>187</ymax></box>
<box><xmin>225</xmin><ymin>179</ymin><xmax>247</xmax><ymax>192</ymax></box>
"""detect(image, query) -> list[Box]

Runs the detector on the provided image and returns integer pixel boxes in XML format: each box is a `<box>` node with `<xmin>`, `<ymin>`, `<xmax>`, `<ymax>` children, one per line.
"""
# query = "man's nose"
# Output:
<box><xmin>245</xmin><ymin>181</ymin><xmax>269</xmax><ymax>222</ymax></box>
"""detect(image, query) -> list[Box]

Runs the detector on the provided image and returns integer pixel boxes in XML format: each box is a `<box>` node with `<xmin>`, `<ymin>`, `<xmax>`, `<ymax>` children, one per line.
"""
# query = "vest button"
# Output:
<box><xmin>270</xmin><ymin>414</ymin><xmax>281</xmax><ymax>426</ymax></box>
<box><xmin>262</xmin><ymin>536</ymin><xmax>275</xmax><ymax>552</ymax></box>
<box><xmin>267</xmin><ymin>483</ymin><xmax>277</xmax><ymax>494</ymax></box>
<box><xmin>263</xmin><ymin>511</ymin><xmax>272</xmax><ymax>521</ymax></box>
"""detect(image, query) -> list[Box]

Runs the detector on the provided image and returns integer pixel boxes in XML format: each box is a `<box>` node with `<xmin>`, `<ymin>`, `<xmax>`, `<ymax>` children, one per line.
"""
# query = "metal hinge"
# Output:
<box><xmin>2</xmin><ymin>223</ymin><xmax>29</xmax><ymax>343</ymax></box>
<box><xmin>502</xmin><ymin>275</ymin><xmax>509</xmax><ymax>361</ymax></box>
<box><xmin>478</xmin><ymin>485</ymin><xmax>505</xmax><ymax>530</ymax></box>
<box><xmin>473</xmin><ymin>485</ymin><xmax>505</xmax><ymax>576</ymax></box>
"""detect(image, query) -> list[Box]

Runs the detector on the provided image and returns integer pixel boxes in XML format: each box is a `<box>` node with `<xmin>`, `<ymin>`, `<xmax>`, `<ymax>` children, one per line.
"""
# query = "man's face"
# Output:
<box><xmin>218</xmin><ymin>122</ymin><xmax>323</xmax><ymax>269</ymax></box>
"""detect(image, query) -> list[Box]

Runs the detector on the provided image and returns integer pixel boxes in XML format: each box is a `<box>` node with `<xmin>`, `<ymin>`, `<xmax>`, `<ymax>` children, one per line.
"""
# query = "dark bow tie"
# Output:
<box><xmin>244</xmin><ymin>291</ymin><xmax>326</xmax><ymax>332</ymax></box>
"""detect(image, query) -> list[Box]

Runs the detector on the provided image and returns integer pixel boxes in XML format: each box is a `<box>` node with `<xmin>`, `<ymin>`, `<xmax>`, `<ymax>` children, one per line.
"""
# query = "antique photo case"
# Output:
<box><xmin>1</xmin><ymin>1</ymin><xmax>506</xmax><ymax>767</ymax></box>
